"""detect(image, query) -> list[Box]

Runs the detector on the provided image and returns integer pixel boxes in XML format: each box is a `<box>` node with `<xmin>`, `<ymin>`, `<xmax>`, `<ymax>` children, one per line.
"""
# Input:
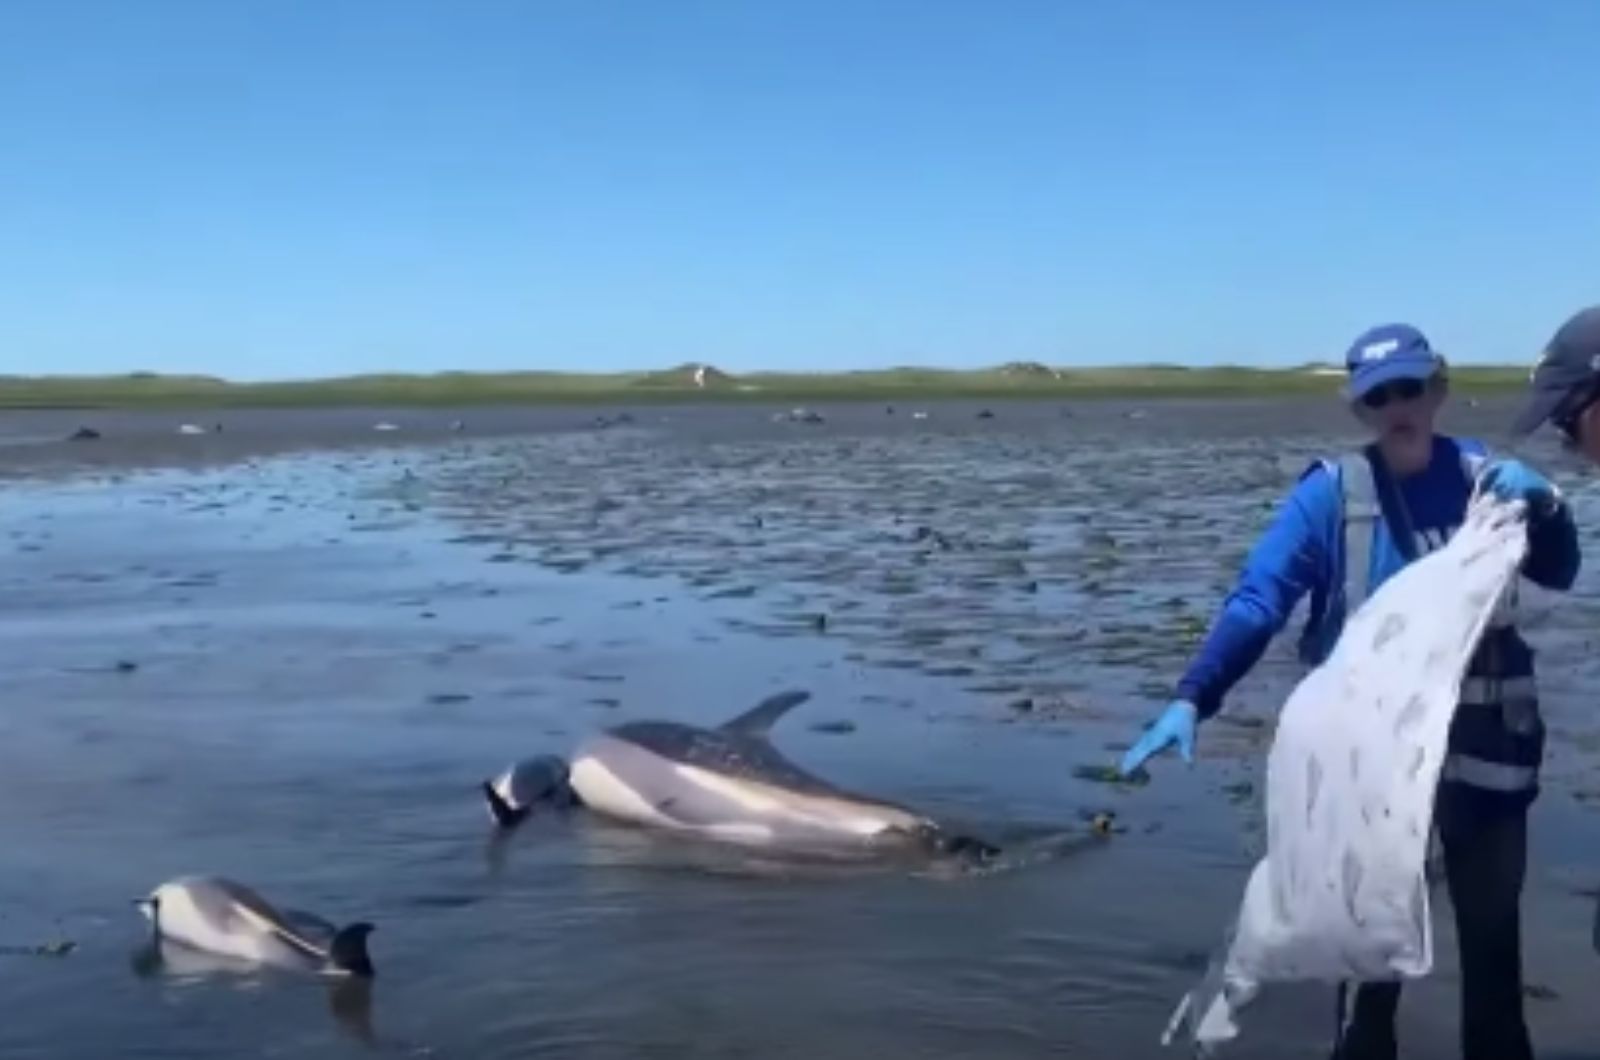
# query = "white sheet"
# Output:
<box><xmin>1163</xmin><ymin>490</ymin><xmax>1530</xmax><ymax>1052</ymax></box>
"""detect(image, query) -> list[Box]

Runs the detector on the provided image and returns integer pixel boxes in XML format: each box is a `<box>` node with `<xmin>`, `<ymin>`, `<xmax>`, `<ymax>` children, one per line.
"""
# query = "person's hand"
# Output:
<box><xmin>1118</xmin><ymin>699</ymin><xmax>1198</xmax><ymax>777</ymax></box>
<box><xmin>1481</xmin><ymin>459</ymin><xmax>1561</xmax><ymax>518</ymax></box>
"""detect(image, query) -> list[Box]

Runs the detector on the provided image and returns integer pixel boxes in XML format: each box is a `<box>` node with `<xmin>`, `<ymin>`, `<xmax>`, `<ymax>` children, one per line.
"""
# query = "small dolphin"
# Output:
<box><xmin>481</xmin><ymin>690</ymin><xmax>1000</xmax><ymax>863</ymax></box>
<box><xmin>136</xmin><ymin>875</ymin><xmax>375</xmax><ymax>978</ymax></box>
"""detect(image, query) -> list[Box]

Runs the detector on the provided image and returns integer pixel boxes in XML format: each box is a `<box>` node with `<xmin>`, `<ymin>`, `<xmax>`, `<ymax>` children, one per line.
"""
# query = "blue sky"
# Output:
<box><xmin>1</xmin><ymin>1</ymin><xmax>1596</xmax><ymax>380</ymax></box>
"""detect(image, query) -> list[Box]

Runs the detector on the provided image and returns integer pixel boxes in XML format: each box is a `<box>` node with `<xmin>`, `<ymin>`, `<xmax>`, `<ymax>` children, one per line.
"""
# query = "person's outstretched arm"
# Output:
<box><xmin>1176</xmin><ymin>467</ymin><xmax>1336</xmax><ymax>718</ymax></box>
<box><xmin>1118</xmin><ymin>466</ymin><xmax>1336</xmax><ymax>775</ymax></box>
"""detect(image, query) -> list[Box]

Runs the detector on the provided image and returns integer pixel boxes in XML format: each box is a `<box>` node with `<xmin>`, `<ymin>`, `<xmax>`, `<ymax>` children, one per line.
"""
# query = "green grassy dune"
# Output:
<box><xmin>0</xmin><ymin>361</ymin><xmax>1532</xmax><ymax>410</ymax></box>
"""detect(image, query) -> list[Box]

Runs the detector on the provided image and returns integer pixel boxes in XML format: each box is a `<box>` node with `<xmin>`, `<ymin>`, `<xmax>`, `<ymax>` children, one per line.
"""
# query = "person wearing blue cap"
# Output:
<box><xmin>1116</xmin><ymin>322</ymin><xmax>1582</xmax><ymax>1060</ymax></box>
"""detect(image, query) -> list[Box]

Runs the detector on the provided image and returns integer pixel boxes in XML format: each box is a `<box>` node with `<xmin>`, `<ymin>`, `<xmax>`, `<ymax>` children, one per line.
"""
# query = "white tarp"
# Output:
<box><xmin>1163</xmin><ymin>490</ymin><xmax>1530</xmax><ymax>1053</ymax></box>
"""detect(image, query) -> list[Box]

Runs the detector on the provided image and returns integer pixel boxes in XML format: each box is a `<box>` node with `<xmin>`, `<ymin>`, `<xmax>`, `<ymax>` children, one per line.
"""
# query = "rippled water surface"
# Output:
<box><xmin>3</xmin><ymin>398</ymin><xmax>1599</xmax><ymax>1059</ymax></box>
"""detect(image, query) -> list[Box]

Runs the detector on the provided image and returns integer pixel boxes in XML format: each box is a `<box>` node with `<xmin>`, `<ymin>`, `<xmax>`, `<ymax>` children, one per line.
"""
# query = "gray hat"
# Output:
<box><xmin>1511</xmin><ymin>305</ymin><xmax>1600</xmax><ymax>437</ymax></box>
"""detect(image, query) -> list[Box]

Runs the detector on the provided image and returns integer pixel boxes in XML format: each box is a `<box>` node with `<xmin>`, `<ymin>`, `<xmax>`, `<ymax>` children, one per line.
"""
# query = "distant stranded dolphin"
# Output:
<box><xmin>481</xmin><ymin>690</ymin><xmax>1000</xmax><ymax>862</ymax></box>
<box><xmin>136</xmin><ymin>875</ymin><xmax>375</xmax><ymax>978</ymax></box>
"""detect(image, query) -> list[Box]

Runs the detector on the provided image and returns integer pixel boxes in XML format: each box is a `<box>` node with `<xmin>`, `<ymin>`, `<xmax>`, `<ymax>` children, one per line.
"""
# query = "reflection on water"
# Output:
<box><xmin>129</xmin><ymin>938</ymin><xmax>377</xmax><ymax>1048</ymax></box>
<box><xmin>0</xmin><ymin>400</ymin><xmax>1597</xmax><ymax>1059</ymax></box>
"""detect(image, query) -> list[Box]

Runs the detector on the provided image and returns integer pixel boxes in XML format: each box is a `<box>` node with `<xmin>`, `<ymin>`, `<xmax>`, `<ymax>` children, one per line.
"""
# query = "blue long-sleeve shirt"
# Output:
<box><xmin>1175</xmin><ymin>435</ymin><xmax>1581</xmax><ymax>721</ymax></box>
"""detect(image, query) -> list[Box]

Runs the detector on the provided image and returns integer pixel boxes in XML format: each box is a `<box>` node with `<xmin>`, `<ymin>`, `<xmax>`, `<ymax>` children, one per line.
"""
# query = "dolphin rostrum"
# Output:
<box><xmin>481</xmin><ymin>690</ymin><xmax>999</xmax><ymax>862</ymax></box>
<box><xmin>482</xmin><ymin>753</ymin><xmax>578</xmax><ymax>828</ymax></box>
<box><xmin>136</xmin><ymin>875</ymin><xmax>375</xmax><ymax>978</ymax></box>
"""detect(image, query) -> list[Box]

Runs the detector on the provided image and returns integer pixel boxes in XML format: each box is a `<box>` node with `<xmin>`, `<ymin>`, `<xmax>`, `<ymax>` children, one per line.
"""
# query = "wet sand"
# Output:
<box><xmin>2</xmin><ymin>396</ymin><xmax>1598</xmax><ymax>1058</ymax></box>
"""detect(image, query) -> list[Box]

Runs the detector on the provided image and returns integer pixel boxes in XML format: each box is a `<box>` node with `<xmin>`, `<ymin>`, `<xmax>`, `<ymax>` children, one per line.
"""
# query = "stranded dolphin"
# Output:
<box><xmin>135</xmin><ymin>875</ymin><xmax>375</xmax><ymax>978</ymax></box>
<box><xmin>481</xmin><ymin>690</ymin><xmax>999</xmax><ymax>862</ymax></box>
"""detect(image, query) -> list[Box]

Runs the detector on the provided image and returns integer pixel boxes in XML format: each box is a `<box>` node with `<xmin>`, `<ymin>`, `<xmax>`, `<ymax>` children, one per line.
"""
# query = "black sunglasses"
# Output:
<box><xmin>1551</xmin><ymin>380</ymin><xmax>1600</xmax><ymax>443</ymax></box>
<box><xmin>1359</xmin><ymin>377</ymin><xmax>1426</xmax><ymax>410</ymax></box>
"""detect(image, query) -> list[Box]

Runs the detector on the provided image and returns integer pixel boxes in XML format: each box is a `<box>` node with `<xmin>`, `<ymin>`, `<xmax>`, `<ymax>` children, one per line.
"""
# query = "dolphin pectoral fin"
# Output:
<box><xmin>481</xmin><ymin>781</ymin><xmax>528</xmax><ymax>829</ymax></box>
<box><xmin>328</xmin><ymin>923</ymin><xmax>375</xmax><ymax>978</ymax></box>
<box><xmin>229</xmin><ymin>900</ymin><xmax>333</xmax><ymax>966</ymax></box>
<box><xmin>719</xmin><ymin>690</ymin><xmax>812</xmax><ymax>738</ymax></box>
<box><xmin>232</xmin><ymin>900</ymin><xmax>294</xmax><ymax>940</ymax></box>
<box><xmin>264</xmin><ymin>921</ymin><xmax>331</xmax><ymax>963</ymax></box>
<box><xmin>282</xmin><ymin>908</ymin><xmax>339</xmax><ymax>940</ymax></box>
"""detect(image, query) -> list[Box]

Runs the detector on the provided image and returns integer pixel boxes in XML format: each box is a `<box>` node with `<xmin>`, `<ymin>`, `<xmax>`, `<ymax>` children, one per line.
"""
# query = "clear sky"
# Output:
<box><xmin>2</xmin><ymin>1</ymin><xmax>1596</xmax><ymax>380</ymax></box>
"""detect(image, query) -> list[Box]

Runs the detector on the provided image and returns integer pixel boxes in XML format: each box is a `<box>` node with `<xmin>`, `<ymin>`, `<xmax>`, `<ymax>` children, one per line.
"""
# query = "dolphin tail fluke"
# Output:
<box><xmin>329</xmin><ymin>923</ymin><xmax>375</xmax><ymax>978</ymax></box>
<box><xmin>720</xmin><ymin>689</ymin><xmax>812</xmax><ymax>738</ymax></box>
<box><xmin>481</xmin><ymin>781</ymin><xmax>528</xmax><ymax>829</ymax></box>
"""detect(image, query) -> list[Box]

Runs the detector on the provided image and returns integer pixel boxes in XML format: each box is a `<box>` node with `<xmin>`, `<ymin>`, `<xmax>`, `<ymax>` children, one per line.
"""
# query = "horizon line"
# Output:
<box><xmin>0</xmin><ymin>358</ymin><xmax>1533</xmax><ymax>388</ymax></box>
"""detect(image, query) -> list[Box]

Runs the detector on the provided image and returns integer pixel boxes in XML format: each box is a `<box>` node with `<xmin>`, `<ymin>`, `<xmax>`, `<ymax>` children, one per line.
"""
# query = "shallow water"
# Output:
<box><xmin>2</xmin><ymin>400</ymin><xmax>1599</xmax><ymax>1058</ymax></box>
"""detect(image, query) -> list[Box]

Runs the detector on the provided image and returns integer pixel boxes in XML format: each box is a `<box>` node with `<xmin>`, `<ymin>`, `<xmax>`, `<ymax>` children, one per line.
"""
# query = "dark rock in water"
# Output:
<box><xmin>1077</xmin><ymin>809</ymin><xmax>1125</xmax><ymax>835</ymax></box>
<box><xmin>114</xmin><ymin>660</ymin><xmax>138</xmax><ymax>674</ymax></box>
<box><xmin>809</xmin><ymin>720</ymin><xmax>856</xmax><ymax>735</ymax></box>
<box><xmin>0</xmin><ymin>940</ymin><xmax>76</xmax><ymax>957</ymax></box>
<box><xmin>976</xmin><ymin>409</ymin><xmax>995</xmax><ymax>419</ymax></box>
<box><xmin>1072</xmin><ymin>763</ymin><xmax>1149</xmax><ymax>787</ymax></box>
<box><xmin>68</xmin><ymin>427</ymin><xmax>100</xmax><ymax>441</ymax></box>
<box><xmin>966</xmin><ymin>682</ymin><xmax>1026</xmax><ymax>698</ymax></box>
<box><xmin>427</xmin><ymin>693</ymin><xmax>472</xmax><ymax>705</ymax></box>
<box><xmin>1222</xmin><ymin>781</ymin><xmax>1255</xmax><ymax>804</ymax></box>
<box><xmin>406</xmin><ymin>894</ymin><xmax>478</xmax><ymax>910</ymax></box>
<box><xmin>1007</xmin><ymin>697</ymin><xmax>1035</xmax><ymax>713</ymax></box>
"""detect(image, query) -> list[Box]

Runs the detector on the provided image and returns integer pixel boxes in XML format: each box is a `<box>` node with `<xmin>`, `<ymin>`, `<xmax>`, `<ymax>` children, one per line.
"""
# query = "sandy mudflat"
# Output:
<box><xmin>2</xmin><ymin>392</ymin><xmax>1597</xmax><ymax>1059</ymax></box>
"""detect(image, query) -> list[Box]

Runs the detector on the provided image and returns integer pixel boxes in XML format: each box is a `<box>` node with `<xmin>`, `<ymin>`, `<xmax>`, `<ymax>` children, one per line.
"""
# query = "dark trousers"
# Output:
<box><xmin>1331</xmin><ymin>782</ymin><xmax>1533</xmax><ymax>1060</ymax></box>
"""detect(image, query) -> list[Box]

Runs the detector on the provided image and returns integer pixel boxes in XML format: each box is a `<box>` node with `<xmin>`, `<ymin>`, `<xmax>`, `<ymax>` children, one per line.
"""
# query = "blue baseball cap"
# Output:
<box><xmin>1342</xmin><ymin>323</ymin><xmax>1444</xmax><ymax>401</ymax></box>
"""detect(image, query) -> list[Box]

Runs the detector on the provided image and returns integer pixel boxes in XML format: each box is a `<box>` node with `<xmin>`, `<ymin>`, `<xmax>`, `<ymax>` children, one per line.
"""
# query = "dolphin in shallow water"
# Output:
<box><xmin>136</xmin><ymin>875</ymin><xmax>375</xmax><ymax>978</ymax></box>
<box><xmin>481</xmin><ymin>690</ymin><xmax>1000</xmax><ymax>862</ymax></box>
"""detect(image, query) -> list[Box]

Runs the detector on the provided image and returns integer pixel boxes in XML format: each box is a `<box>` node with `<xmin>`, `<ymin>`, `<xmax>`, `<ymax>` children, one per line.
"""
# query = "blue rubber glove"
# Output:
<box><xmin>1481</xmin><ymin>458</ymin><xmax>1561</xmax><ymax>518</ymax></box>
<box><xmin>1119</xmin><ymin>699</ymin><xmax>1198</xmax><ymax>776</ymax></box>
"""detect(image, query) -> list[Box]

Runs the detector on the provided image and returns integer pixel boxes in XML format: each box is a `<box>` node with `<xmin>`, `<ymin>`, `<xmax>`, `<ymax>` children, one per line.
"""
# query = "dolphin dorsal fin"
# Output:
<box><xmin>720</xmin><ymin>690</ymin><xmax>811</xmax><ymax>738</ymax></box>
